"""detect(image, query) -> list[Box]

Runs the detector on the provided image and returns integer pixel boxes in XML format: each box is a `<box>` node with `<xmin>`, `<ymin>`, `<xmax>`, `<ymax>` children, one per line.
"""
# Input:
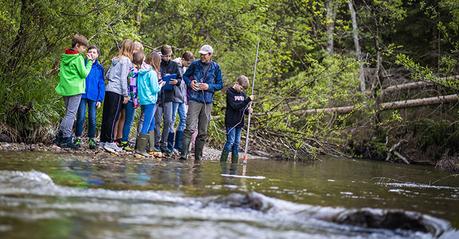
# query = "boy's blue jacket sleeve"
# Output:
<box><xmin>97</xmin><ymin>66</ymin><xmax>105</xmax><ymax>102</ymax></box>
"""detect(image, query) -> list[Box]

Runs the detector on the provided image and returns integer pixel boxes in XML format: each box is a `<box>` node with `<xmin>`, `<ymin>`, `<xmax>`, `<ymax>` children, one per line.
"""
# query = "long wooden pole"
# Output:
<box><xmin>243</xmin><ymin>41</ymin><xmax>260</xmax><ymax>164</ymax></box>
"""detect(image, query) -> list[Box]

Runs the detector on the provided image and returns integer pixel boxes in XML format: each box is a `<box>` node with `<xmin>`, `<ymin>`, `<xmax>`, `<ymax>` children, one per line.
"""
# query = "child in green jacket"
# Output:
<box><xmin>55</xmin><ymin>34</ymin><xmax>94</xmax><ymax>149</ymax></box>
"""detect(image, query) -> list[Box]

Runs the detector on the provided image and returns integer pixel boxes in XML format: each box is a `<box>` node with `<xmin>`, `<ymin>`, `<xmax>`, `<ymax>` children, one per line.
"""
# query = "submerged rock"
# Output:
<box><xmin>214</xmin><ymin>192</ymin><xmax>452</xmax><ymax>237</ymax></box>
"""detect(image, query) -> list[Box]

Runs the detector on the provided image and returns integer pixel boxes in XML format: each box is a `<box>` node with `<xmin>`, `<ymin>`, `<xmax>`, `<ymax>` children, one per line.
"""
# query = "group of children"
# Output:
<box><xmin>55</xmin><ymin>34</ymin><xmax>253</xmax><ymax>161</ymax></box>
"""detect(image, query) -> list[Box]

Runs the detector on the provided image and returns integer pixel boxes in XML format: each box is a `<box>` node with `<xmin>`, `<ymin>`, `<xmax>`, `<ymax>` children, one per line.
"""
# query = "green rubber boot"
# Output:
<box><xmin>219</xmin><ymin>150</ymin><xmax>230</xmax><ymax>162</ymax></box>
<box><xmin>231</xmin><ymin>151</ymin><xmax>239</xmax><ymax>164</ymax></box>
<box><xmin>135</xmin><ymin>134</ymin><xmax>150</xmax><ymax>157</ymax></box>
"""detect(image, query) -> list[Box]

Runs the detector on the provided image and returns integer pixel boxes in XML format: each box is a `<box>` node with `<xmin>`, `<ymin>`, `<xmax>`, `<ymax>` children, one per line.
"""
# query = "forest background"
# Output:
<box><xmin>1</xmin><ymin>0</ymin><xmax>458</xmax><ymax>167</ymax></box>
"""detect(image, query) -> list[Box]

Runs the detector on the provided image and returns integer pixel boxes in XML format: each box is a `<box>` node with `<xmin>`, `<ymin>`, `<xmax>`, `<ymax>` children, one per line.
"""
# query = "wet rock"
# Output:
<box><xmin>333</xmin><ymin>209</ymin><xmax>449</xmax><ymax>237</ymax></box>
<box><xmin>0</xmin><ymin>134</ymin><xmax>12</xmax><ymax>143</ymax></box>
<box><xmin>213</xmin><ymin>192</ymin><xmax>273</xmax><ymax>212</ymax></box>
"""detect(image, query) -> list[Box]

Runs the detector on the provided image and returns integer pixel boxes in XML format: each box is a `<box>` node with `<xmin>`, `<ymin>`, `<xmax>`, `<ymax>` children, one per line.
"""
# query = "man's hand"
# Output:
<box><xmin>123</xmin><ymin>96</ymin><xmax>129</xmax><ymax>104</ymax></box>
<box><xmin>248</xmin><ymin>95</ymin><xmax>255</xmax><ymax>101</ymax></box>
<box><xmin>96</xmin><ymin>102</ymin><xmax>101</xmax><ymax>108</ymax></box>
<box><xmin>199</xmin><ymin>83</ymin><xmax>209</xmax><ymax>90</ymax></box>
<box><xmin>247</xmin><ymin>107</ymin><xmax>253</xmax><ymax>114</ymax></box>
<box><xmin>170</xmin><ymin>79</ymin><xmax>178</xmax><ymax>85</ymax></box>
<box><xmin>191</xmin><ymin>80</ymin><xmax>199</xmax><ymax>91</ymax></box>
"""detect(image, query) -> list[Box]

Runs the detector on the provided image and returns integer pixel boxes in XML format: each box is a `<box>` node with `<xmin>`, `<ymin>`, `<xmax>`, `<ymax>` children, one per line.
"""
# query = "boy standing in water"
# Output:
<box><xmin>55</xmin><ymin>34</ymin><xmax>94</xmax><ymax>149</ymax></box>
<box><xmin>219</xmin><ymin>75</ymin><xmax>253</xmax><ymax>163</ymax></box>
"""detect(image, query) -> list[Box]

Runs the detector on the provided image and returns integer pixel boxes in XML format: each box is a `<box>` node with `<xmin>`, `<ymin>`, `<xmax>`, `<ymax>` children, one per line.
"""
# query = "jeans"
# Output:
<box><xmin>154</xmin><ymin>102</ymin><xmax>173</xmax><ymax>147</ymax></box>
<box><xmin>122</xmin><ymin>101</ymin><xmax>136</xmax><ymax>141</ymax></box>
<box><xmin>75</xmin><ymin>98</ymin><xmax>97</xmax><ymax>138</ymax></box>
<box><xmin>59</xmin><ymin>94</ymin><xmax>82</xmax><ymax>138</ymax></box>
<box><xmin>223</xmin><ymin>127</ymin><xmax>243</xmax><ymax>155</ymax></box>
<box><xmin>171</xmin><ymin>102</ymin><xmax>187</xmax><ymax>132</ymax></box>
<box><xmin>140</xmin><ymin>104</ymin><xmax>156</xmax><ymax>135</ymax></box>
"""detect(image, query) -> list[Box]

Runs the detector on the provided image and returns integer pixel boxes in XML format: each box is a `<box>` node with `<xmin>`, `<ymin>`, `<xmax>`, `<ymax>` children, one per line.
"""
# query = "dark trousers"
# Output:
<box><xmin>100</xmin><ymin>91</ymin><xmax>123</xmax><ymax>143</ymax></box>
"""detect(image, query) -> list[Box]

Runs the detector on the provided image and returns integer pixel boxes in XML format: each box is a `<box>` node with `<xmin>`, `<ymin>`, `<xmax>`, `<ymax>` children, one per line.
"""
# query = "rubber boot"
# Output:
<box><xmin>167</xmin><ymin>132</ymin><xmax>175</xmax><ymax>152</ymax></box>
<box><xmin>229</xmin><ymin>161</ymin><xmax>238</xmax><ymax>175</ymax></box>
<box><xmin>180</xmin><ymin>133</ymin><xmax>192</xmax><ymax>160</ymax></box>
<box><xmin>174</xmin><ymin>130</ymin><xmax>184</xmax><ymax>152</ymax></box>
<box><xmin>147</xmin><ymin>131</ymin><xmax>155</xmax><ymax>153</ymax></box>
<box><xmin>219</xmin><ymin>150</ymin><xmax>230</xmax><ymax>162</ymax></box>
<box><xmin>231</xmin><ymin>151</ymin><xmax>239</xmax><ymax>164</ymax></box>
<box><xmin>220</xmin><ymin>161</ymin><xmax>228</xmax><ymax>174</ymax></box>
<box><xmin>194</xmin><ymin>139</ymin><xmax>205</xmax><ymax>161</ymax></box>
<box><xmin>135</xmin><ymin>134</ymin><xmax>150</xmax><ymax>157</ymax></box>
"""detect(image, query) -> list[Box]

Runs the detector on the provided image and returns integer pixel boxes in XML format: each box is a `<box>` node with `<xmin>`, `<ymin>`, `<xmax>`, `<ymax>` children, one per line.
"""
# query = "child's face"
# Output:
<box><xmin>75</xmin><ymin>44</ymin><xmax>87</xmax><ymax>53</ymax></box>
<box><xmin>88</xmin><ymin>48</ymin><xmax>99</xmax><ymax>60</ymax></box>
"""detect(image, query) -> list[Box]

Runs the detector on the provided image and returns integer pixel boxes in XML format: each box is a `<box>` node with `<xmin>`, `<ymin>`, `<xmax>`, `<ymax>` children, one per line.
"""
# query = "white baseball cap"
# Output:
<box><xmin>198</xmin><ymin>44</ymin><xmax>214</xmax><ymax>54</ymax></box>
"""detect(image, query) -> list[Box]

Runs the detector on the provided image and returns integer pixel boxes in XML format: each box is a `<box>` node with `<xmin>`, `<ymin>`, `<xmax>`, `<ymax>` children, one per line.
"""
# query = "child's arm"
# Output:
<box><xmin>227</xmin><ymin>90</ymin><xmax>252</xmax><ymax>110</ymax></box>
<box><xmin>120</xmin><ymin>58</ymin><xmax>130</xmax><ymax>97</ymax></box>
<box><xmin>97</xmin><ymin>67</ymin><xmax>105</xmax><ymax>106</ymax></box>
<box><xmin>149</xmin><ymin>71</ymin><xmax>161</xmax><ymax>94</ymax></box>
<box><xmin>76</xmin><ymin>55</ymin><xmax>93</xmax><ymax>79</ymax></box>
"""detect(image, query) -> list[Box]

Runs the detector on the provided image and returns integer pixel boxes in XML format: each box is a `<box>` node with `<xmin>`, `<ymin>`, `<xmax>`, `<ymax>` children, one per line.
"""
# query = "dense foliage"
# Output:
<box><xmin>1</xmin><ymin>0</ymin><xmax>458</xmax><ymax>161</ymax></box>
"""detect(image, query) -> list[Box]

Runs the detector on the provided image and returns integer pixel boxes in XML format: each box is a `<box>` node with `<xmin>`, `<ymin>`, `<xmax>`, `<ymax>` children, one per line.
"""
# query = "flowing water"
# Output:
<box><xmin>0</xmin><ymin>151</ymin><xmax>458</xmax><ymax>239</ymax></box>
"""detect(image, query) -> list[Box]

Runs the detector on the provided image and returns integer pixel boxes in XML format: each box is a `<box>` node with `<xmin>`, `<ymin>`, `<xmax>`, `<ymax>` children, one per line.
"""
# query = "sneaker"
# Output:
<box><xmin>58</xmin><ymin>137</ymin><xmax>80</xmax><ymax>149</ymax></box>
<box><xmin>88</xmin><ymin>138</ymin><xmax>97</xmax><ymax>150</ymax></box>
<box><xmin>104</xmin><ymin>142</ymin><xmax>123</xmax><ymax>153</ymax></box>
<box><xmin>161</xmin><ymin>146</ymin><xmax>172</xmax><ymax>154</ymax></box>
<box><xmin>120</xmin><ymin>141</ymin><xmax>134</xmax><ymax>151</ymax></box>
<box><xmin>98</xmin><ymin>141</ymin><xmax>105</xmax><ymax>149</ymax></box>
<box><xmin>74</xmin><ymin>137</ymin><xmax>82</xmax><ymax>147</ymax></box>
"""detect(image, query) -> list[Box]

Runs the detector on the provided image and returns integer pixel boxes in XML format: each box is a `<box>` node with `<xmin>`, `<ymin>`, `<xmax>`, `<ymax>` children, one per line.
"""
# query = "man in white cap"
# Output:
<box><xmin>180</xmin><ymin>44</ymin><xmax>223</xmax><ymax>161</ymax></box>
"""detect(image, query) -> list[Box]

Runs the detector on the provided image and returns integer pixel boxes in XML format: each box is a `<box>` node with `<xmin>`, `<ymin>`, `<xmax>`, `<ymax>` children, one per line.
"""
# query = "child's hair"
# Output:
<box><xmin>133</xmin><ymin>41</ymin><xmax>144</xmax><ymax>52</ymax></box>
<box><xmin>182</xmin><ymin>51</ymin><xmax>195</xmax><ymax>61</ymax></box>
<box><xmin>146</xmin><ymin>51</ymin><xmax>161</xmax><ymax>73</ymax></box>
<box><xmin>118</xmin><ymin>39</ymin><xmax>134</xmax><ymax>60</ymax></box>
<box><xmin>88</xmin><ymin>45</ymin><xmax>100</xmax><ymax>55</ymax></box>
<box><xmin>236</xmin><ymin>75</ymin><xmax>249</xmax><ymax>89</ymax></box>
<box><xmin>132</xmin><ymin>51</ymin><xmax>145</xmax><ymax>67</ymax></box>
<box><xmin>72</xmin><ymin>34</ymin><xmax>88</xmax><ymax>48</ymax></box>
<box><xmin>160</xmin><ymin>45</ymin><xmax>172</xmax><ymax>56</ymax></box>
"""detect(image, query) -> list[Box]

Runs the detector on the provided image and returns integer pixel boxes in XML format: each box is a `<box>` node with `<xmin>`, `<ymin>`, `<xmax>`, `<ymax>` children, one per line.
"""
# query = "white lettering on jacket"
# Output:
<box><xmin>234</xmin><ymin>96</ymin><xmax>245</xmax><ymax>101</ymax></box>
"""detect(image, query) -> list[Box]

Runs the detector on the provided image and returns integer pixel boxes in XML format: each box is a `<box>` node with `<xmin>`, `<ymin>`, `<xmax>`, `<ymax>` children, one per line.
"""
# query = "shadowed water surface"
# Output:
<box><xmin>0</xmin><ymin>152</ymin><xmax>458</xmax><ymax>239</ymax></box>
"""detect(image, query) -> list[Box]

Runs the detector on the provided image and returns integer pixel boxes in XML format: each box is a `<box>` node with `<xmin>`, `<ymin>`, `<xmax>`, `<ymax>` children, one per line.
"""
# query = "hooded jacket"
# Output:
<box><xmin>225</xmin><ymin>87</ymin><xmax>252</xmax><ymax>128</ymax></box>
<box><xmin>82</xmin><ymin>59</ymin><xmax>105</xmax><ymax>102</ymax></box>
<box><xmin>137</xmin><ymin>68</ymin><xmax>161</xmax><ymax>105</ymax></box>
<box><xmin>183</xmin><ymin>60</ymin><xmax>223</xmax><ymax>104</ymax></box>
<box><xmin>55</xmin><ymin>49</ymin><xmax>93</xmax><ymax>96</ymax></box>
<box><xmin>105</xmin><ymin>56</ymin><xmax>131</xmax><ymax>96</ymax></box>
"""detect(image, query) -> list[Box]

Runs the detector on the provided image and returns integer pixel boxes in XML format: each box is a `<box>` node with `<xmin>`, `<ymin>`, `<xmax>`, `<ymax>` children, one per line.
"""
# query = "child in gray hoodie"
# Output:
<box><xmin>100</xmin><ymin>39</ymin><xmax>134</xmax><ymax>153</ymax></box>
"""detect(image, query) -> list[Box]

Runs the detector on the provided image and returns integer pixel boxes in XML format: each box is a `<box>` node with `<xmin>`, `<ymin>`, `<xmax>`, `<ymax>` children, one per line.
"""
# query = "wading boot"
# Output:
<box><xmin>219</xmin><ymin>150</ymin><xmax>230</xmax><ymax>162</ymax></box>
<box><xmin>231</xmin><ymin>151</ymin><xmax>239</xmax><ymax>164</ymax></box>
<box><xmin>174</xmin><ymin>130</ymin><xmax>184</xmax><ymax>152</ymax></box>
<box><xmin>194</xmin><ymin>140</ymin><xmax>205</xmax><ymax>161</ymax></box>
<box><xmin>167</xmin><ymin>132</ymin><xmax>175</xmax><ymax>152</ymax></box>
<box><xmin>179</xmin><ymin>134</ymin><xmax>192</xmax><ymax>160</ymax></box>
<box><xmin>147</xmin><ymin>131</ymin><xmax>155</xmax><ymax>153</ymax></box>
<box><xmin>135</xmin><ymin>134</ymin><xmax>150</xmax><ymax>157</ymax></box>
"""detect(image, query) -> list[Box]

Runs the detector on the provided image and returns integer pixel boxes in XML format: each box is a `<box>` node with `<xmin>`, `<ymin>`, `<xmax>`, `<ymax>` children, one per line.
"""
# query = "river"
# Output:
<box><xmin>0</xmin><ymin>151</ymin><xmax>458</xmax><ymax>238</ymax></box>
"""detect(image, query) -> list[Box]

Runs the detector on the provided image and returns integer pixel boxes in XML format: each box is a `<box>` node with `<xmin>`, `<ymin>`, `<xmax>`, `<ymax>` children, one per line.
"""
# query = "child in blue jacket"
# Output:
<box><xmin>74</xmin><ymin>46</ymin><xmax>105</xmax><ymax>149</ymax></box>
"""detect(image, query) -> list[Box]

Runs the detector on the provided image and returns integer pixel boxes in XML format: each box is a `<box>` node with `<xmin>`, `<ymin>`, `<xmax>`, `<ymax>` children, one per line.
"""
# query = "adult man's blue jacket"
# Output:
<box><xmin>183</xmin><ymin>60</ymin><xmax>223</xmax><ymax>104</ymax></box>
<box><xmin>82</xmin><ymin>60</ymin><xmax>105</xmax><ymax>102</ymax></box>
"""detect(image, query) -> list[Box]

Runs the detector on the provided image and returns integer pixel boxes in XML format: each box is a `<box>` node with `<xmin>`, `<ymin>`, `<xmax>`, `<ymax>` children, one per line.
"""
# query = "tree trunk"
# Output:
<box><xmin>297</xmin><ymin>94</ymin><xmax>459</xmax><ymax>115</ymax></box>
<box><xmin>348</xmin><ymin>0</ymin><xmax>365</xmax><ymax>92</ymax></box>
<box><xmin>326</xmin><ymin>0</ymin><xmax>337</xmax><ymax>54</ymax></box>
<box><xmin>4</xmin><ymin>0</ymin><xmax>29</xmax><ymax>77</ymax></box>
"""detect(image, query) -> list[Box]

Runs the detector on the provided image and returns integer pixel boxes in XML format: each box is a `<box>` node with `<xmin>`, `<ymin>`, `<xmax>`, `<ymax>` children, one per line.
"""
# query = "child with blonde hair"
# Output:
<box><xmin>100</xmin><ymin>39</ymin><xmax>134</xmax><ymax>153</ymax></box>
